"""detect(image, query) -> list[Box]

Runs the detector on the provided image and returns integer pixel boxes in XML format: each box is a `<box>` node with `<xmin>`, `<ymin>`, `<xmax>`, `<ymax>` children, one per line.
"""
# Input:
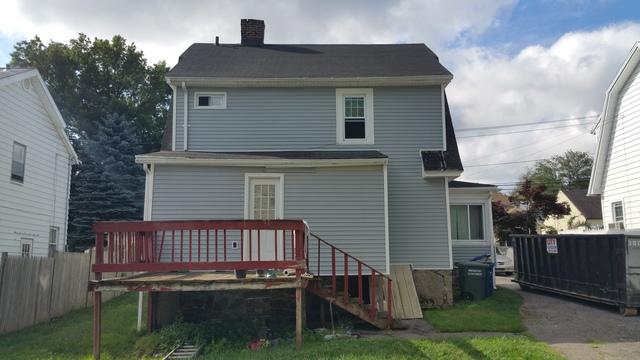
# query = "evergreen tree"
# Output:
<box><xmin>67</xmin><ymin>114</ymin><xmax>144</xmax><ymax>250</ymax></box>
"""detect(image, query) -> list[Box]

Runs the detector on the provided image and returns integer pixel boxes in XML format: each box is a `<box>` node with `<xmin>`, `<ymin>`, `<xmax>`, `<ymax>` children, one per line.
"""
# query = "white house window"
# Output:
<box><xmin>612</xmin><ymin>201</ymin><xmax>624</xmax><ymax>223</ymax></box>
<box><xmin>450</xmin><ymin>205</ymin><xmax>485</xmax><ymax>241</ymax></box>
<box><xmin>336</xmin><ymin>88</ymin><xmax>374</xmax><ymax>144</ymax></box>
<box><xmin>194</xmin><ymin>92</ymin><xmax>226</xmax><ymax>109</ymax></box>
<box><xmin>11</xmin><ymin>142</ymin><xmax>26</xmax><ymax>183</ymax></box>
<box><xmin>21</xmin><ymin>238</ymin><xmax>33</xmax><ymax>257</ymax></box>
<box><xmin>49</xmin><ymin>226</ymin><xmax>59</xmax><ymax>257</ymax></box>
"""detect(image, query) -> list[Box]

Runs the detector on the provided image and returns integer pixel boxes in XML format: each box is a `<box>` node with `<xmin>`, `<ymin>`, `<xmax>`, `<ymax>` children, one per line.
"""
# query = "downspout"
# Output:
<box><xmin>383</xmin><ymin>163</ymin><xmax>390</xmax><ymax>274</ymax></box>
<box><xmin>170</xmin><ymin>84</ymin><xmax>177</xmax><ymax>151</ymax></box>
<box><xmin>63</xmin><ymin>157</ymin><xmax>72</xmax><ymax>251</ymax></box>
<box><xmin>182</xmin><ymin>82</ymin><xmax>188</xmax><ymax>151</ymax></box>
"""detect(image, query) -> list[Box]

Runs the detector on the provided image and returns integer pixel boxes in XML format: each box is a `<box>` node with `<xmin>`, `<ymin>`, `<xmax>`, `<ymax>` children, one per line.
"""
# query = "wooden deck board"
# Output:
<box><xmin>390</xmin><ymin>265</ymin><xmax>423</xmax><ymax>319</ymax></box>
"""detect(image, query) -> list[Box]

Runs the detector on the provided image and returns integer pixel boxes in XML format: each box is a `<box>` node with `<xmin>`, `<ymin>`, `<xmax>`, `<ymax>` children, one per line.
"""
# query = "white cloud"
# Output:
<box><xmin>446</xmin><ymin>22</ymin><xmax>640</xmax><ymax>188</ymax></box>
<box><xmin>0</xmin><ymin>0</ymin><xmax>514</xmax><ymax>64</ymax></box>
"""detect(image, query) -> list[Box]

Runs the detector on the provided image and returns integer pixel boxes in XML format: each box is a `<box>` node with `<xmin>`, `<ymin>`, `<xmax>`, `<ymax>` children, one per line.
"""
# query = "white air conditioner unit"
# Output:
<box><xmin>608</xmin><ymin>222</ymin><xmax>625</xmax><ymax>230</ymax></box>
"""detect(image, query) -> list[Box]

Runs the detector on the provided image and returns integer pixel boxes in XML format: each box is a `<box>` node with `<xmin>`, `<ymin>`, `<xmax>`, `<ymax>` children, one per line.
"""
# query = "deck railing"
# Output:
<box><xmin>92</xmin><ymin>220</ymin><xmax>308</xmax><ymax>274</ymax></box>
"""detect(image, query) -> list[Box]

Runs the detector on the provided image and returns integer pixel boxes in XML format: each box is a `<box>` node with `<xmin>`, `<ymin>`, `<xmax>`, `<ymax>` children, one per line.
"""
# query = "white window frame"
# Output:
<box><xmin>449</xmin><ymin>203</ymin><xmax>488</xmax><ymax>244</ymax></box>
<box><xmin>243</xmin><ymin>173</ymin><xmax>284</xmax><ymax>220</ymax></box>
<box><xmin>11</xmin><ymin>141</ymin><xmax>27</xmax><ymax>183</ymax></box>
<box><xmin>20</xmin><ymin>238</ymin><xmax>33</xmax><ymax>257</ymax></box>
<box><xmin>336</xmin><ymin>88</ymin><xmax>374</xmax><ymax>145</ymax></box>
<box><xmin>48</xmin><ymin>226</ymin><xmax>59</xmax><ymax>257</ymax></box>
<box><xmin>612</xmin><ymin>201</ymin><xmax>624</xmax><ymax>223</ymax></box>
<box><xmin>193</xmin><ymin>92</ymin><xmax>227</xmax><ymax>109</ymax></box>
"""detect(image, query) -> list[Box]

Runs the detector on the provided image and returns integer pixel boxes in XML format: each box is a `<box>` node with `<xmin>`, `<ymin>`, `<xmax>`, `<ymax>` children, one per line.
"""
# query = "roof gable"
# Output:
<box><xmin>560</xmin><ymin>189</ymin><xmax>602</xmax><ymax>219</ymax></box>
<box><xmin>0</xmin><ymin>69</ymin><xmax>79</xmax><ymax>163</ymax></box>
<box><xmin>589</xmin><ymin>42</ymin><xmax>640</xmax><ymax>195</ymax></box>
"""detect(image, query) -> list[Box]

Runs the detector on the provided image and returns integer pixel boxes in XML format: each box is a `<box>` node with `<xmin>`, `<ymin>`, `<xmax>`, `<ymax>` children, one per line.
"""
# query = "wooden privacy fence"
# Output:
<box><xmin>0</xmin><ymin>250</ymin><xmax>124</xmax><ymax>335</ymax></box>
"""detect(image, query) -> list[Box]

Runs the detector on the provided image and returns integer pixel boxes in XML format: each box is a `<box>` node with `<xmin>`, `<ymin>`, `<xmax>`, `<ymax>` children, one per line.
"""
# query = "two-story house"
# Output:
<box><xmin>130</xmin><ymin>19</ymin><xmax>495</xmax><ymax>321</ymax></box>
<box><xmin>589</xmin><ymin>42</ymin><xmax>640</xmax><ymax>230</ymax></box>
<box><xmin>0</xmin><ymin>68</ymin><xmax>78</xmax><ymax>257</ymax></box>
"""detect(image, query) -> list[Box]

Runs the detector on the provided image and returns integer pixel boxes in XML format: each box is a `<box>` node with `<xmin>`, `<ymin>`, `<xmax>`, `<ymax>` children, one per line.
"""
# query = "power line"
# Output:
<box><xmin>457</xmin><ymin>123</ymin><xmax>593</xmax><ymax>139</ymax></box>
<box><xmin>456</xmin><ymin>115</ymin><xmax>598</xmax><ymax>132</ymax></box>
<box><xmin>464</xmin><ymin>158</ymin><xmax>547</xmax><ymax>168</ymax></box>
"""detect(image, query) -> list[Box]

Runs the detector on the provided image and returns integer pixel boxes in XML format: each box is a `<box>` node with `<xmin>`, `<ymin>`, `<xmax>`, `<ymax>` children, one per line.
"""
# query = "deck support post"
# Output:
<box><xmin>93</xmin><ymin>291</ymin><xmax>102</xmax><ymax>360</ymax></box>
<box><xmin>295</xmin><ymin>286</ymin><xmax>303</xmax><ymax>349</ymax></box>
<box><xmin>146</xmin><ymin>291</ymin><xmax>154</xmax><ymax>333</ymax></box>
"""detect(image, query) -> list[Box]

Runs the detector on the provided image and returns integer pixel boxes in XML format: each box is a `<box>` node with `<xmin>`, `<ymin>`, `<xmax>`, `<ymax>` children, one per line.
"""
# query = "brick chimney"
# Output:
<box><xmin>241</xmin><ymin>19</ymin><xmax>265</xmax><ymax>46</ymax></box>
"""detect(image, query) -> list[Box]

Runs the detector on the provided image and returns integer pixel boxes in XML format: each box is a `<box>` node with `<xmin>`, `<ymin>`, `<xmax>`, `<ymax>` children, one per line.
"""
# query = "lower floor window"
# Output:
<box><xmin>450</xmin><ymin>205</ymin><xmax>484</xmax><ymax>241</ymax></box>
<box><xmin>21</xmin><ymin>238</ymin><xmax>33</xmax><ymax>257</ymax></box>
<box><xmin>49</xmin><ymin>226</ymin><xmax>59</xmax><ymax>257</ymax></box>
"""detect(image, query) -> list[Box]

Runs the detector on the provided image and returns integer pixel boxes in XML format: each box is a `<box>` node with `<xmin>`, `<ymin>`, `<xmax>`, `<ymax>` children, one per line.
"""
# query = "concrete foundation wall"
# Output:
<box><xmin>412</xmin><ymin>269</ymin><xmax>453</xmax><ymax>309</ymax></box>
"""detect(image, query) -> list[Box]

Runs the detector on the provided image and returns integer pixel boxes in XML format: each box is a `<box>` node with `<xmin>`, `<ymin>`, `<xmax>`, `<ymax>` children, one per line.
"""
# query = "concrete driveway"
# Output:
<box><xmin>497</xmin><ymin>276</ymin><xmax>640</xmax><ymax>360</ymax></box>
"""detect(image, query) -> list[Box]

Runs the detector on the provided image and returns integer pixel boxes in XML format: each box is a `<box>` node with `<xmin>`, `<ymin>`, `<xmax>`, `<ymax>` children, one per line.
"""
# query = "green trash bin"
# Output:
<box><xmin>457</xmin><ymin>261</ymin><xmax>492</xmax><ymax>301</ymax></box>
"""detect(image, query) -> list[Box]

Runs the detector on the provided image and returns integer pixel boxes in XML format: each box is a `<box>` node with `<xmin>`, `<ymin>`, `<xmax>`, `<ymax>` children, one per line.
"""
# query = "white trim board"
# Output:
<box><xmin>135</xmin><ymin>156</ymin><xmax>388</xmax><ymax>168</ymax></box>
<box><xmin>166</xmin><ymin>75</ymin><xmax>453</xmax><ymax>88</ymax></box>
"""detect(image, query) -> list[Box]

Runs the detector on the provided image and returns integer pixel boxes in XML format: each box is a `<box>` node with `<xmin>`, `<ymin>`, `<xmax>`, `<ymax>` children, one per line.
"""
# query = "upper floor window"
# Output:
<box><xmin>11</xmin><ymin>142</ymin><xmax>26</xmax><ymax>183</ymax></box>
<box><xmin>194</xmin><ymin>92</ymin><xmax>227</xmax><ymax>109</ymax></box>
<box><xmin>450</xmin><ymin>204</ymin><xmax>485</xmax><ymax>241</ymax></box>
<box><xmin>336</xmin><ymin>88</ymin><xmax>374</xmax><ymax>145</ymax></box>
<box><xmin>612</xmin><ymin>201</ymin><xmax>624</xmax><ymax>223</ymax></box>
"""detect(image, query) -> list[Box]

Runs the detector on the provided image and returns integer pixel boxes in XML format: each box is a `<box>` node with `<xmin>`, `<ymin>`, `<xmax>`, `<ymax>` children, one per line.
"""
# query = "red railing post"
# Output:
<box><xmin>370</xmin><ymin>270</ymin><xmax>377</xmax><ymax>318</ymax></box>
<box><xmin>343</xmin><ymin>254</ymin><xmax>349</xmax><ymax>304</ymax></box>
<box><xmin>387</xmin><ymin>278</ymin><xmax>393</xmax><ymax>327</ymax></box>
<box><xmin>171</xmin><ymin>230</ymin><xmax>175</xmax><ymax>262</ymax></box>
<box><xmin>358</xmin><ymin>262</ymin><xmax>363</xmax><ymax>305</ymax></box>
<box><xmin>331</xmin><ymin>247</ymin><xmax>336</xmax><ymax>298</ymax></box>
<box><xmin>317</xmin><ymin>237</ymin><xmax>321</xmax><ymax>275</ymax></box>
<box><xmin>257</xmin><ymin>230</ymin><xmax>261</xmax><ymax>262</ymax></box>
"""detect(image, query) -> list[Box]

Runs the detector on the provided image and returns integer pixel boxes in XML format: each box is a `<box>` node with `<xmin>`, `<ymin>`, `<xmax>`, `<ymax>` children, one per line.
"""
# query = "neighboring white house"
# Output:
<box><xmin>589</xmin><ymin>42</ymin><xmax>640</xmax><ymax>231</ymax></box>
<box><xmin>0</xmin><ymin>68</ymin><xmax>78</xmax><ymax>257</ymax></box>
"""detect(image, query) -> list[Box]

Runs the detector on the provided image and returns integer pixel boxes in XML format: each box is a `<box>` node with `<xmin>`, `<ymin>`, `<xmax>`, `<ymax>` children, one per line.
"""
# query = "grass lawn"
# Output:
<box><xmin>0</xmin><ymin>289</ymin><xmax>560</xmax><ymax>359</ymax></box>
<box><xmin>424</xmin><ymin>288</ymin><xmax>526</xmax><ymax>333</ymax></box>
<box><xmin>0</xmin><ymin>293</ymin><xmax>144</xmax><ymax>360</ymax></box>
<box><xmin>202</xmin><ymin>336</ymin><xmax>563</xmax><ymax>360</ymax></box>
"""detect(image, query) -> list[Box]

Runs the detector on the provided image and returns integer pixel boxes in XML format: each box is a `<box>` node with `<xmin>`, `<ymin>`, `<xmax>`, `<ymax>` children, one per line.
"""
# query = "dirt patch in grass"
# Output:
<box><xmin>424</xmin><ymin>288</ymin><xmax>525</xmax><ymax>333</ymax></box>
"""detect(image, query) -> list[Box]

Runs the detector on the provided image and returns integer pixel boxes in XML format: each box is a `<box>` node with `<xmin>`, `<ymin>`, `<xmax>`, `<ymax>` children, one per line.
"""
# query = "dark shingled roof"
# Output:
<box><xmin>561</xmin><ymin>189</ymin><xmax>602</xmax><ymax>219</ymax></box>
<box><xmin>140</xmin><ymin>150</ymin><xmax>387</xmax><ymax>161</ymax></box>
<box><xmin>421</xmin><ymin>96</ymin><xmax>463</xmax><ymax>172</ymax></box>
<box><xmin>167</xmin><ymin>43</ymin><xmax>452</xmax><ymax>79</ymax></box>
<box><xmin>449</xmin><ymin>180</ymin><xmax>496</xmax><ymax>188</ymax></box>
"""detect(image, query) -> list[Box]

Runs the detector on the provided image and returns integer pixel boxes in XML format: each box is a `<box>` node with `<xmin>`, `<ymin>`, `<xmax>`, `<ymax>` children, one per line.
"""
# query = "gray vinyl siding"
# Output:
<box><xmin>168</xmin><ymin>86</ymin><xmax>449</xmax><ymax>269</ymax></box>
<box><xmin>151</xmin><ymin>165</ymin><xmax>386</xmax><ymax>273</ymax></box>
<box><xmin>452</xmin><ymin>245</ymin><xmax>492</xmax><ymax>263</ymax></box>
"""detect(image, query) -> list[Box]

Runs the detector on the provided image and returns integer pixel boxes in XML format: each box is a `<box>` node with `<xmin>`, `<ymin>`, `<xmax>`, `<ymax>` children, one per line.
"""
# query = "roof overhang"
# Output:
<box><xmin>588</xmin><ymin>42</ymin><xmax>640</xmax><ymax>195</ymax></box>
<box><xmin>1</xmin><ymin>69</ymin><xmax>79</xmax><ymax>164</ymax></box>
<box><xmin>165</xmin><ymin>74</ymin><xmax>453</xmax><ymax>88</ymax></box>
<box><xmin>136</xmin><ymin>154</ymin><xmax>388</xmax><ymax>168</ymax></box>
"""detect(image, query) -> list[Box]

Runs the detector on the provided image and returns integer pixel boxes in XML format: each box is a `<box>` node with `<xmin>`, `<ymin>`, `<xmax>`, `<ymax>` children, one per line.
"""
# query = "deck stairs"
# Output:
<box><xmin>305</xmin><ymin>233</ymin><xmax>393</xmax><ymax>329</ymax></box>
<box><xmin>163</xmin><ymin>342</ymin><xmax>201</xmax><ymax>359</ymax></box>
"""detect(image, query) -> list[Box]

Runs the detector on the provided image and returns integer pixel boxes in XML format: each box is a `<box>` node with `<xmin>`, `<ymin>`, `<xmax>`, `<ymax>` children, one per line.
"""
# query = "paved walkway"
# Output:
<box><xmin>497</xmin><ymin>276</ymin><xmax>640</xmax><ymax>360</ymax></box>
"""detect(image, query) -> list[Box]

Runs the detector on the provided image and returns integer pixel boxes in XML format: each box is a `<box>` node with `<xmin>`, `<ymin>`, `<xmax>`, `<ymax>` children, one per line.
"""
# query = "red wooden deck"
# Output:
<box><xmin>89</xmin><ymin>219</ymin><xmax>392</xmax><ymax>359</ymax></box>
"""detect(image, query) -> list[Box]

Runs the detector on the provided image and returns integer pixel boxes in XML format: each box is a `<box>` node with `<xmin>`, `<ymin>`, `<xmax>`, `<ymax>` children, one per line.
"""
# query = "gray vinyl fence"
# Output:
<box><xmin>0</xmin><ymin>249</ymin><xmax>125</xmax><ymax>335</ymax></box>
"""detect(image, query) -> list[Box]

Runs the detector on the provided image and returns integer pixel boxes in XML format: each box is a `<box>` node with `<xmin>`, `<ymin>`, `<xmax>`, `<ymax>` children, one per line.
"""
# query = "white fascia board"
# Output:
<box><xmin>30</xmin><ymin>72</ymin><xmax>79</xmax><ymax>164</ymax></box>
<box><xmin>449</xmin><ymin>186</ymin><xmax>498</xmax><ymax>193</ymax></box>
<box><xmin>166</xmin><ymin>75</ymin><xmax>453</xmax><ymax>88</ymax></box>
<box><xmin>135</xmin><ymin>155</ymin><xmax>388</xmax><ymax>168</ymax></box>
<box><xmin>422</xmin><ymin>170</ymin><xmax>462</xmax><ymax>178</ymax></box>
<box><xmin>0</xmin><ymin>69</ymin><xmax>38</xmax><ymax>87</ymax></box>
<box><xmin>589</xmin><ymin>42</ymin><xmax>640</xmax><ymax>196</ymax></box>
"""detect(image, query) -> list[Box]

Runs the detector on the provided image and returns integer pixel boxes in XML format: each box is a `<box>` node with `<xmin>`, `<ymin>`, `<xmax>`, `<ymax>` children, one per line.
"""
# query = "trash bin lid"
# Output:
<box><xmin>456</xmin><ymin>261</ymin><xmax>491</xmax><ymax>269</ymax></box>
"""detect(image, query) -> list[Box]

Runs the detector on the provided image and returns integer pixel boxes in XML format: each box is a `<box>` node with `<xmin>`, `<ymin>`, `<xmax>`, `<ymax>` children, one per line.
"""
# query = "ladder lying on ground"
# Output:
<box><xmin>163</xmin><ymin>342</ymin><xmax>201</xmax><ymax>360</ymax></box>
<box><xmin>305</xmin><ymin>233</ymin><xmax>393</xmax><ymax>329</ymax></box>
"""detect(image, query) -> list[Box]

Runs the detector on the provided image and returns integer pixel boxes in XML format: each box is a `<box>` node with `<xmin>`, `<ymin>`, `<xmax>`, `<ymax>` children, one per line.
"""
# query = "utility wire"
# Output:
<box><xmin>457</xmin><ymin>123</ymin><xmax>593</xmax><ymax>139</ymax></box>
<box><xmin>456</xmin><ymin>115</ymin><xmax>598</xmax><ymax>132</ymax></box>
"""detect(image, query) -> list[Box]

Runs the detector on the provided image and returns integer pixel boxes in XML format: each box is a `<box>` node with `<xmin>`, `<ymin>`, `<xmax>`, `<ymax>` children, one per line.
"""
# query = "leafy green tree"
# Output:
<box><xmin>68</xmin><ymin>114</ymin><xmax>144</xmax><ymax>250</ymax></box>
<box><xmin>11</xmin><ymin>35</ymin><xmax>170</xmax><ymax>249</ymax></box>
<box><xmin>526</xmin><ymin>150</ymin><xmax>593</xmax><ymax>194</ymax></box>
<box><xmin>10</xmin><ymin>34</ymin><xmax>170</xmax><ymax>149</ymax></box>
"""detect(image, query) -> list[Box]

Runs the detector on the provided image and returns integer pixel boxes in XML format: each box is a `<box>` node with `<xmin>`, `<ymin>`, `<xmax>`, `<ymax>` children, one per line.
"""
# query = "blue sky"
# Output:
<box><xmin>0</xmin><ymin>0</ymin><xmax>639</xmax><ymax>187</ymax></box>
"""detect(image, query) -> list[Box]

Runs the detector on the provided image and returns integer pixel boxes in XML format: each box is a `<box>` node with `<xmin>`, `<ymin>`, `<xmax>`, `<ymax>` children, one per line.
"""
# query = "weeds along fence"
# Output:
<box><xmin>0</xmin><ymin>249</ymin><xmax>126</xmax><ymax>335</ymax></box>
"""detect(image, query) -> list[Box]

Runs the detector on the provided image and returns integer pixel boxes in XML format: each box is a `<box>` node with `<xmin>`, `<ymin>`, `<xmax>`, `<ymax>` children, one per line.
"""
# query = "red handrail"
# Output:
<box><xmin>92</xmin><ymin>220</ymin><xmax>307</xmax><ymax>273</ymax></box>
<box><xmin>308</xmin><ymin>232</ymin><xmax>393</xmax><ymax>326</ymax></box>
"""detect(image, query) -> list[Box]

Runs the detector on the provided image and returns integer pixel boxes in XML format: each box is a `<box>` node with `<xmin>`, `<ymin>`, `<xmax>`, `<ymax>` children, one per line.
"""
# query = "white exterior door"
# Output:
<box><xmin>245</xmin><ymin>175</ymin><xmax>283</xmax><ymax>261</ymax></box>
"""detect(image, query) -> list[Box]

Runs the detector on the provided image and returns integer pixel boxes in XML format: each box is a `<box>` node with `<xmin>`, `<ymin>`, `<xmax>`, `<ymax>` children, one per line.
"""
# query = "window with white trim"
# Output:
<box><xmin>450</xmin><ymin>205</ymin><xmax>485</xmax><ymax>241</ymax></box>
<box><xmin>336</xmin><ymin>88</ymin><xmax>374</xmax><ymax>144</ymax></box>
<box><xmin>612</xmin><ymin>201</ymin><xmax>624</xmax><ymax>223</ymax></box>
<box><xmin>194</xmin><ymin>92</ymin><xmax>226</xmax><ymax>109</ymax></box>
<box><xmin>48</xmin><ymin>226</ymin><xmax>59</xmax><ymax>257</ymax></box>
<box><xmin>11</xmin><ymin>142</ymin><xmax>26</xmax><ymax>183</ymax></box>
